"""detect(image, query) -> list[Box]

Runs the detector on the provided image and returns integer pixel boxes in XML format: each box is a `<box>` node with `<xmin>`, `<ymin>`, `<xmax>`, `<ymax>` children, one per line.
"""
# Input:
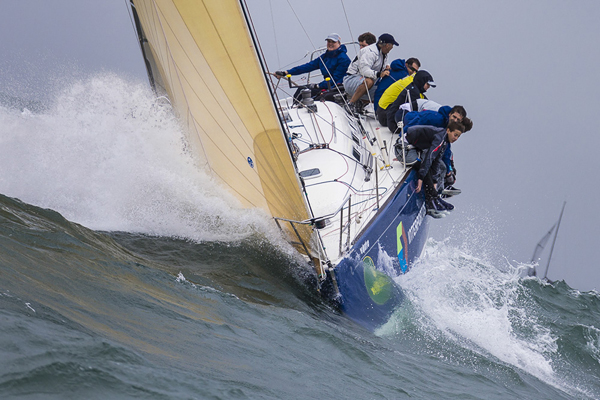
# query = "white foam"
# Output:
<box><xmin>0</xmin><ymin>74</ymin><xmax>283</xmax><ymax>244</ymax></box>
<box><xmin>583</xmin><ymin>325</ymin><xmax>600</xmax><ymax>365</ymax></box>
<box><xmin>175</xmin><ymin>272</ymin><xmax>189</xmax><ymax>284</ymax></box>
<box><xmin>394</xmin><ymin>239</ymin><xmax>558</xmax><ymax>381</ymax></box>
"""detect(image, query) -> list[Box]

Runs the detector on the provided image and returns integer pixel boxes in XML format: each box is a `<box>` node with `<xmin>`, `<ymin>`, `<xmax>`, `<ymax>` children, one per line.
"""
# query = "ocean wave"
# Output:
<box><xmin>0</xmin><ymin>74</ymin><xmax>285</xmax><ymax>245</ymax></box>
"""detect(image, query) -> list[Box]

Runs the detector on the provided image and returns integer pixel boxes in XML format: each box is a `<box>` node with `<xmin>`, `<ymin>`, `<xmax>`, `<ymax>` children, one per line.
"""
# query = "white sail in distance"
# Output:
<box><xmin>531</xmin><ymin>223</ymin><xmax>556</xmax><ymax>263</ymax></box>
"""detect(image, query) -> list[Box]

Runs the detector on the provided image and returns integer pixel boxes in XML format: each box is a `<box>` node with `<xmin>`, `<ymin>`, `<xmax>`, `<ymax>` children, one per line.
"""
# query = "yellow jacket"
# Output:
<box><xmin>378</xmin><ymin>74</ymin><xmax>415</xmax><ymax>110</ymax></box>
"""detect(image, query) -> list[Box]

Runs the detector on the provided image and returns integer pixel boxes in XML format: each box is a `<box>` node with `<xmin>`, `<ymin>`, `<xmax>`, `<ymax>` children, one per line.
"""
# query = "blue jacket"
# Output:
<box><xmin>287</xmin><ymin>44</ymin><xmax>351</xmax><ymax>89</ymax></box>
<box><xmin>403</xmin><ymin>106</ymin><xmax>452</xmax><ymax>130</ymax></box>
<box><xmin>403</xmin><ymin>106</ymin><xmax>454</xmax><ymax>173</ymax></box>
<box><xmin>373</xmin><ymin>59</ymin><xmax>410</xmax><ymax>111</ymax></box>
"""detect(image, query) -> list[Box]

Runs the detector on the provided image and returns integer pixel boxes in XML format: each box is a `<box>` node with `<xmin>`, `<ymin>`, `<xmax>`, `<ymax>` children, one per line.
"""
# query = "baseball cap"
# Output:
<box><xmin>326</xmin><ymin>33</ymin><xmax>341</xmax><ymax>42</ymax></box>
<box><xmin>378</xmin><ymin>33</ymin><xmax>399</xmax><ymax>46</ymax></box>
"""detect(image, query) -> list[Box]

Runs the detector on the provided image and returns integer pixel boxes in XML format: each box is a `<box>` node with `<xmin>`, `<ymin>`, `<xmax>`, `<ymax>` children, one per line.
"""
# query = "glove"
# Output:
<box><xmin>275</xmin><ymin>71</ymin><xmax>287</xmax><ymax>78</ymax></box>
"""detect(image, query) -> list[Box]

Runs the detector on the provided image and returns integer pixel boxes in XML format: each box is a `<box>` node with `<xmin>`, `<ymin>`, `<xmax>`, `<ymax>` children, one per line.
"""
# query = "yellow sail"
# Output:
<box><xmin>130</xmin><ymin>0</ymin><xmax>313</xmax><ymax>248</ymax></box>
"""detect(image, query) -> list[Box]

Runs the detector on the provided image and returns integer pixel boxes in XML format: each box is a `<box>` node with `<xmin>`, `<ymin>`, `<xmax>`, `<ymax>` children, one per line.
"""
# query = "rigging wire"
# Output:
<box><xmin>339</xmin><ymin>0</ymin><xmax>358</xmax><ymax>55</ymax></box>
<box><xmin>319</xmin><ymin>196</ymin><xmax>387</xmax><ymax>239</ymax></box>
<box><xmin>289</xmin><ymin>104</ymin><xmax>373</xmax><ymax>175</ymax></box>
<box><xmin>279</xmin><ymin>52</ymin><xmax>314</xmax><ymax>71</ymax></box>
<box><xmin>305</xmin><ymin>179</ymin><xmax>389</xmax><ymax>197</ymax></box>
<box><xmin>280</xmin><ymin>1</ymin><xmax>349</xmax><ymax>105</ymax></box>
<box><xmin>286</xmin><ymin>0</ymin><xmax>315</xmax><ymax>49</ymax></box>
<box><xmin>333</xmin><ymin>150</ymin><xmax>352</xmax><ymax>181</ymax></box>
<box><xmin>339</xmin><ymin>0</ymin><xmax>380</xmax><ymax>107</ymax></box>
<box><xmin>288</xmin><ymin>103</ymin><xmax>384</xmax><ymax>200</ymax></box>
<box><xmin>284</xmin><ymin>92</ymin><xmax>359</xmax><ymax>148</ymax></box>
<box><xmin>284</xmin><ymin>95</ymin><xmax>361</xmax><ymax>145</ymax></box>
<box><xmin>291</xmin><ymin>106</ymin><xmax>317</xmax><ymax>143</ymax></box>
<box><xmin>268</xmin><ymin>0</ymin><xmax>281</xmax><ymax>68</ymax></box>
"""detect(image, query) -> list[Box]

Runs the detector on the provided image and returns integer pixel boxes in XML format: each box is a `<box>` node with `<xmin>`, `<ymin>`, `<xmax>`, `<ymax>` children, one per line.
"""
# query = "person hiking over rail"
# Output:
<box><xmin>374</xmin><ymin>57</ymin><xmax>420</xmax><ymax>114</ymax></box>
<box><xmin>402</xmin><ymin>105</ymin><xmax>470</xmax><ymax>198</ymax></box>
<box><xmin>383</xmin><ymin>70</ymin><xmax>435</xmax><ymax>133</ymax></box>
<box><xmin>400</xmin><ymin>120</ymin><xmax>466</xmax><ymax>218</ymax></box>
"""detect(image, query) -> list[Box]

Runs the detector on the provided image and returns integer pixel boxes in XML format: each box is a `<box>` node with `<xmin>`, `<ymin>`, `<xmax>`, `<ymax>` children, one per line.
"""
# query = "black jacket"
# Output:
<box><xmin>405</xmin><ymin>125</ymin><xmax>448</xmax><ymax>180</ymax></box>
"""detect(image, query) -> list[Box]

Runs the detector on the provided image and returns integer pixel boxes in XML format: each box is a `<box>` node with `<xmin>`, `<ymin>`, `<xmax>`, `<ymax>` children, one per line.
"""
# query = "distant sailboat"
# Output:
<box><xmin>529</xmin><ymin>201</ymin><xmax>566</xmax><ymax>280</ymax></box>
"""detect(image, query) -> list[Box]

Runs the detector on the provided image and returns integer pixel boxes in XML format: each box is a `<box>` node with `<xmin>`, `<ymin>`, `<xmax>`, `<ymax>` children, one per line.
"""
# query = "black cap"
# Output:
<box><xmin>414</xmin><ymin>70</ymin><xmax>435</xmax><ymax>92</ymax></box>
<box><xmin>379</xmin><ymin>33</ymin><xmax>399</xmax><ymax>46</ymax></box>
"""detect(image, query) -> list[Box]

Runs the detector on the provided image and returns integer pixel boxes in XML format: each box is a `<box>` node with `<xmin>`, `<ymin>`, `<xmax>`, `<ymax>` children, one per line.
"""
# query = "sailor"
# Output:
<box><xmin>373</xmin><ymin>57</ymin><xmax>420</xmax><ymax>112</ymax></box>
<box><xmin>343</xmin><ymin>33</ymin><xmax>399</xmax><ymax>114</ymax></box>
<box><xmin>403</xmin><ymin>105</ymin><xmax>466</xmax><ymax>131</ymax></box>
<box><xmin>401</xmin><ymin>120</ymin><xmax>466</xmax><ymax>218</ymax></box>
<box><xmin>375</xmin><ymin>59</ymin><xmax>420</xmax><ymax>126</ymax></box>
<box><xmin>275</xmin><ymin>33</ymin><xmax>351</xmax><ymax>100</ymax></box>
<box><xmin>402</xmin><ymin>106</ymin><xmax>469</xmax><ymax>197</ymax></box>
<box><xmin>357</xmin><ymin>32</ymin><xmax>377</xmax><ymax>50</ymax></box>
<box><xmin>442</xmin><ymin>116</ymin><xmax>472</xmax><ymax>197</ymax></box>
<box><xmin>343</xmin><ymin>32</ymin><xmax>376</xmax><ymax>93</ymax></box>
<box><xmin>382</xmin><ymin>70</ymin><xmax>435</xmax><ymax>133</ymax></box>
<box><xmin>347</xmin><ymin>32</ymin><xmax>377</xmax><ymax>72</ymax></box>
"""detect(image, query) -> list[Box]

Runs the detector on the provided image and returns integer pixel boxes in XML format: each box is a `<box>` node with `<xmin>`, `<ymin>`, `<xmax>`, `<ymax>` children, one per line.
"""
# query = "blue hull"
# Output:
<box><xmin>331</xmin><ymin>170</ymin><xmax>429</xmax><ymax>330</ymax></box>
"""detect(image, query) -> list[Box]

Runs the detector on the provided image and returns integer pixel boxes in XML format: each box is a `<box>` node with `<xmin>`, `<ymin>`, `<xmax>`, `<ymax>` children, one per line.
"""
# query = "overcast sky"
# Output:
<box><xmin>1</xmin><ymin>0</ymin><xmax>599</xmax><ymax>291</ymax></box>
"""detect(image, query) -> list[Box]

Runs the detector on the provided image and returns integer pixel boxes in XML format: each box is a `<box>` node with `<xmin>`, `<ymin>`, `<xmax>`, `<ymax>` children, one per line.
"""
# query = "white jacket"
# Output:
<box><xmin>347</xmin><ymin>43</ymin><xmax>387</xmax><ymax>80</ymax></box>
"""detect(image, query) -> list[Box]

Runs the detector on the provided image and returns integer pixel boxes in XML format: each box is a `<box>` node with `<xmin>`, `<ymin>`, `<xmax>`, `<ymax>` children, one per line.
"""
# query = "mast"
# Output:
<box><xmin>542</xmin><ymin>201</ymin><xmax>566</xmax><ymax>280</ymax></box>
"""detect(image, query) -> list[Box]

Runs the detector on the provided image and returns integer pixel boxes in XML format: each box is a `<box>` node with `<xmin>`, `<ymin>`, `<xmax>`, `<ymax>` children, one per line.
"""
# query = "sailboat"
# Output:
<box><xmin>128</xmin><ymin>0</ymin><xmax>430</xmax><ymax>330</ymax></box>
<box><xmin>529</xmin><ymin>201</ymin><xmax>566</xmax><ymax>282</ymax></box>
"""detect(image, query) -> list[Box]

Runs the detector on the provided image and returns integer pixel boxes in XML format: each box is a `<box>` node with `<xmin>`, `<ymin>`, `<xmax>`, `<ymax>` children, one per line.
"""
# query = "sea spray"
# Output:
<box><xmin>0</xmin><ymin>74</ymin><xmax>288</xmax><ymax>248</ymax></box>
<box><xmin>378</xmin><ymin>238</ymin><xmax>600</xmax><ymax>397</ymax></box>
<box><xmin>406</xmin><ymin>240</ymin><xmax>555</xmax><ymax>370</ymax></box>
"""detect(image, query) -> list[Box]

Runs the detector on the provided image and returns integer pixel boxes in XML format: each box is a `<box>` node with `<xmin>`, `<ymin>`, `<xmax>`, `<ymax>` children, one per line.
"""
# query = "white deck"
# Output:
<box><xmin>278</xmin><ymin>98</ymin><xmax>410</xmax><ymax>266</ymax></box>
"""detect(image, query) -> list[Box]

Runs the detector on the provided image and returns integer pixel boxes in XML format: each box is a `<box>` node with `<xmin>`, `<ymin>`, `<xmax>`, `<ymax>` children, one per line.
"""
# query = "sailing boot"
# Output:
<box><xmin>345</xmin><ymin>102</ymin><xmax>360</xmax><ymax>116</ymax></box>
<box><xmin>442</xmin><ymin>185</ymin><xmax>461</xmax><ymax>197</ymax></box>
<box><xmin>432</xmin><ymin>197</ymin><xmax>450</xmax><ymax>215</ymax></box>
<box><xmin>353</xmin><ymin>101</ymin><xmax>365</xmax><ymax>115</ymax></box>
<box><xmin>436</xmin><ymin>197</ymin><xmax>454</xmax><ymax>212</ymax></box>
<box><xmin>426</xmin><ymin>198</ymin><xmax>446</xmax><ymax>218</ymax></box>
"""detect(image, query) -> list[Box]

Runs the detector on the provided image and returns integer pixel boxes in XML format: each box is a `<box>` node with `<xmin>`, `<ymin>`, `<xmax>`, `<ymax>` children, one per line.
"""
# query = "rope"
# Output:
<box><xmin>280</xmin><ymin>52</ymin><xmax>313</xmax><ymax>70</ymax></box>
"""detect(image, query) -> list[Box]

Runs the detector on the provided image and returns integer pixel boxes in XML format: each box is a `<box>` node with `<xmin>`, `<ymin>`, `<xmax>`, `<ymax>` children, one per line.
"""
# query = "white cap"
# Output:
<box><xmin>326</xmin><ymin>33</ymin><xmax>341</xmax><ymax>42</ymax></box>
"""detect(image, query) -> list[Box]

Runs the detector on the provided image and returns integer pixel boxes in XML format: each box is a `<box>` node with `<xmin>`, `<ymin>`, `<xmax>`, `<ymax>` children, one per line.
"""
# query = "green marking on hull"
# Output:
<box><xmin>363</xmin><ymin>256</ymin><xmax>393</xmax><ymax>305</ymax></box>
